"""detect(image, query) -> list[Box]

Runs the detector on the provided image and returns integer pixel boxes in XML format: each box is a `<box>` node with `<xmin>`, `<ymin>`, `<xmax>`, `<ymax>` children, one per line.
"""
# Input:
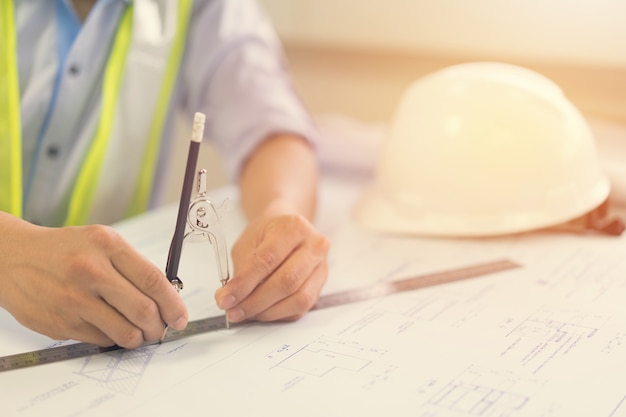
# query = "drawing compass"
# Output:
<box><xmin>164</xmin><ymin>112</ymin><xmax>231</xmax><ymax>333</ymax></box>
<box><xmin>184</xmin><ymin>168</ymin><xmax>232</xmax><ymax>322</ymax></box>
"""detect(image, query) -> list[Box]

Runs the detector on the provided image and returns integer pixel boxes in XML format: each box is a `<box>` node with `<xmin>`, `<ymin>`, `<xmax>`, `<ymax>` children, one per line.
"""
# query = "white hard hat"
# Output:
<box><xmin>356</xmin><ymin>62</ymin><xmax>611</xmax><ymax>237</ymax></box>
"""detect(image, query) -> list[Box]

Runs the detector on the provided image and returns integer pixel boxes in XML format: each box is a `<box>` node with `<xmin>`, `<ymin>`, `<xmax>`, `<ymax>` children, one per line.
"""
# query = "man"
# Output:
<box><xmin>0</xmin><ymin>0</ymin><xmax>329</xmax><ymax>349</ymax></box>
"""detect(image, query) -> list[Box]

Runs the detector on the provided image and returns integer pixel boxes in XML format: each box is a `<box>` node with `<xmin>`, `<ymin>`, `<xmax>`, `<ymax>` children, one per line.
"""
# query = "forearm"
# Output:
<box><xmin>217</xmin><ymin>132</ymin><xmax>328</xmax><ymax>323</ymax></box>
<box><xmin>238</xmin><ymin>133</ymin><xmax>319</xmax><ymax>221</ymax></box>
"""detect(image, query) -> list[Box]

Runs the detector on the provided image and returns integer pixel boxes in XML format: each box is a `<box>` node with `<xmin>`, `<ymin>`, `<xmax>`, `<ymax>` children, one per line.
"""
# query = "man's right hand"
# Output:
<box><xmin>0</xmin><ymin>212</ymin><xmax>188</xmax><ymax>349</ymax></box>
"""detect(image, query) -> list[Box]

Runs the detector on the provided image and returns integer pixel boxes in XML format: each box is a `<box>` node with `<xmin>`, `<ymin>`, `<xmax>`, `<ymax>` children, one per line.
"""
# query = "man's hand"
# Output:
<box><xmin>215</xmin><ymin>132</ymin><xmax>328</xmax><ymax>323</ymax></box>
<box><xmin>0</xmin><ymin>213</ymin><xmax>188</xmax><ymax>349</ymax></box>
<box><xmin>215</xmin><ymin>209</ymin><xmax>329</xmax><ymax>323</ymax></box>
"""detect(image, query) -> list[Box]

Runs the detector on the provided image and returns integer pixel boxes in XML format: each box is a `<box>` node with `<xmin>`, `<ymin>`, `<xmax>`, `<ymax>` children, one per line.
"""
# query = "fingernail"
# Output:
<box><xmin>219</xmin><ymin>294</ymin><xmax>237</xmax><ymax>310</ymax></box>
<box><xmin>172</xmin><ymin>316</ymin><xmax>188</xmax><ymax>330</ymax></box>
<box><xmin>160</xmin><ymin>325</ymin><xmax>169</xmax><ymax>342</ymax></box>
<box><xmin>227</xmin><ymin>308</ymin><xmax>245</xmax><ymax>322</ymax></box>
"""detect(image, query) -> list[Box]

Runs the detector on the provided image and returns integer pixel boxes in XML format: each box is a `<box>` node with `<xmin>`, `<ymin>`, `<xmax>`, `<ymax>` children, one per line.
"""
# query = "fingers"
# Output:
<box><xmin>54</xmin><ymin>323</ymin><xmax>116</xmax><ymax>349</ymax></box>
<box><xmin>74</xmin><ymin>226</ymin><xmax>188</xmax><ymax>345</ymax></box>
<box><xmin>110</xmin><ymin>247</ymin><xmax>188</xmax><ymax>330</ymax></box>
<box><xmin>216</xmin><ymin>216</ymin><xmax>329</xmax><ymax>323</ymax></box>
<box><xmin>218</xmin><ymin>222</ymin><xmax>306</xmax><ymax>311</ymax></box>
<box><xmin>219</xmin><ymin>256</ymin><xmax>328</xmax><ymax>323</ymax></box>
<box><xmin>41</xmin><ymin>290</ymin><xmax>140</xmax><ymax>348</ymax></box>
<box><xmin>251</xmin><ymin>262</ymin><xmax>328</xmax><ymax>322</ymax></box>
<box><xmin>96</xmin><ymin>269</ymin><xmax>168</xmax><ymax>344</ymax></box>
<box><xmin>77</xmin><ymin>298</ymin><xmax>139</xmax><ymax>348</ymax></box>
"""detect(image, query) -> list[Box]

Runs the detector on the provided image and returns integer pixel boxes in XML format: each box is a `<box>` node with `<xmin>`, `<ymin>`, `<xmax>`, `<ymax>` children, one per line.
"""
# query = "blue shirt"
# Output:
<box><xmin>15</xmin><ymin>0</ymin><xmax>317</xmax><ymax>225</ymax></box>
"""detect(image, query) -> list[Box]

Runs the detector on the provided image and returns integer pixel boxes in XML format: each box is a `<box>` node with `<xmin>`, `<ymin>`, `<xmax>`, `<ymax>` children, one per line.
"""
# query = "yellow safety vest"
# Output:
<box><xmin>0</xmin><ymin>0</ymin><xmax>192</xmax><ymax>225</ymax></box>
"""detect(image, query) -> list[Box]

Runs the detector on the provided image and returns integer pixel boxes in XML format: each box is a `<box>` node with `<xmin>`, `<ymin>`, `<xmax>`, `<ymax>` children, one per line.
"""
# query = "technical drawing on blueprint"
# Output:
<box><xmin>2</xmin><ymin>184</ymin><xmax>626</xmax><ymax>417</ymax></box>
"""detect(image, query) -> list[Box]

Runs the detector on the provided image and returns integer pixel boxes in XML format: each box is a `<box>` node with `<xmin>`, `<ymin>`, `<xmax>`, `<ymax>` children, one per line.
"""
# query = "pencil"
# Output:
<box><xmin>165</xmin><ymin>112</ymin><xmax>206</xmax><ymax>289</ymax></box>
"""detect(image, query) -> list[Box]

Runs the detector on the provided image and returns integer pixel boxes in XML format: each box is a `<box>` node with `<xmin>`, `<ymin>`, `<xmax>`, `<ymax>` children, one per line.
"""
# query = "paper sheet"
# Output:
<box><xmin>1</xmin><ymin>179</ymin><xmax>626</xmax><ymax>417</ymax></box>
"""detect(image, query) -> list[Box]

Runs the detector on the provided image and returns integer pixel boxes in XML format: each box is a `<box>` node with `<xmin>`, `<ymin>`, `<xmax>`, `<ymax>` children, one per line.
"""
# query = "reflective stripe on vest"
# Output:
<box><xmin>0</xmin><ymin>0</ymin><xmax>23</xmax><ymax>218</ymax></box>
<box><xmin>0</xmin><ymin>0</ymin><xmax>193</xmax><ymax>226</ymax></box>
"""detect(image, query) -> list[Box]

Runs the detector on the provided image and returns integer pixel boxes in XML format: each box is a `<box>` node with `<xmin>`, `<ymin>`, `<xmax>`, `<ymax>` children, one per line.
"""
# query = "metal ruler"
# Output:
<box><xmin>0</xmin><ymin>258</ymin><xmax>519</xmax><ymax>372</ymax></box>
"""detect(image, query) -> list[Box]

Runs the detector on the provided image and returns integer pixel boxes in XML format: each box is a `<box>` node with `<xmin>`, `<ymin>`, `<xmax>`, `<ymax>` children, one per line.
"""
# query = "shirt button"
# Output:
<box><xmin>46</xmin><ymin>145</ymin><xmax>60</xmax><ymax>158</ymax></box>
<box><xmin>68</xmin><ymin>63</ymin><xmax>81</xmax><ymax>75</ymax></box>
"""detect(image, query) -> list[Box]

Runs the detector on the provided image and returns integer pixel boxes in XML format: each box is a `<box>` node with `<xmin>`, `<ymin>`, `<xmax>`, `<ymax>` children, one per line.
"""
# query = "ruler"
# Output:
<box><xmin>0</xmin><ymin>317</ymin><xmax>228</xmax><ymax>373</ymax></box>
<box><xmin>0</xmin><ymin>258</ymin><xmax>519</xmax><ymax>372</ymax></box>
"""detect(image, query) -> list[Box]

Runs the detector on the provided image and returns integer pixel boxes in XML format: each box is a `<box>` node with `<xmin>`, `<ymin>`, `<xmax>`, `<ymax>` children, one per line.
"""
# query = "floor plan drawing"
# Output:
<box><xmin>76</xmin><ymin>345</ymin><xmax>158</xmax><ymax>395</ymax></box>
<box><xmin>423</xmin><ymin>365</ymin><xmax>545</xmax><ymax>417</ymax></box>
<box><xmin>500</xmin><ymin>307</ymin><xmax>610</xmax><ymax>375</ymax></box>
<box><xmin>264</xmin><ymin>335</ymin><xmax>397</xmax><ymax>391</ymax></box>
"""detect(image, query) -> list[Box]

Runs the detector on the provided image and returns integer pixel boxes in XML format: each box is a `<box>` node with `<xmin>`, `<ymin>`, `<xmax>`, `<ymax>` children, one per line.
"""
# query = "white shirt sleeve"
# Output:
<box><xmin>180</xmin><ymin>0</ymin><xmax>319</xmax><ymax>180</ymax></box>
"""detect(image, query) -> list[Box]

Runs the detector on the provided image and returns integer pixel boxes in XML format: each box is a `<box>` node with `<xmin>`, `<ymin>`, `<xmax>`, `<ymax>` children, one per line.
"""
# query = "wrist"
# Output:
<box><xmin>253</xmin><ymin>197</ymin><xmax>305</xmax><ymax>221</ymax></box>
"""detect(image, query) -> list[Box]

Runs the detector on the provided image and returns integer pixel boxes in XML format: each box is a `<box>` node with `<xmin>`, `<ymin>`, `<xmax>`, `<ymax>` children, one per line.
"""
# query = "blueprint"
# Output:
<box><xmin>1</xmin><ymin>178</ymin><xmax>626</xmax><ymax>417</ymax></box>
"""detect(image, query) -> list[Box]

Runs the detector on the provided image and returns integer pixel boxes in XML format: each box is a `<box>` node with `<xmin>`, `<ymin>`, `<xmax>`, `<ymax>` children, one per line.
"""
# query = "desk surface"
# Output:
<box><xmin>2</xmin><ymin>175</ymin><xmax>626</xmax><ymax>417</ymax></box>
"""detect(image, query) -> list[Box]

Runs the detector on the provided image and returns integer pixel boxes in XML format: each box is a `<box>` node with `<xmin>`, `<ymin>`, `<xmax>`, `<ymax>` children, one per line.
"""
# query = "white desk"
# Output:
<box><xmin>2</xmin><ymin>175</ymin><xmax>626</xmax><ymax>417</ymax></box>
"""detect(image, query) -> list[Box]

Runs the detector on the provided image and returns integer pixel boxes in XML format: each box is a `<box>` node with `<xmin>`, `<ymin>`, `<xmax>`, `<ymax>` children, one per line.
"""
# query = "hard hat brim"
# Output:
<box><xmin>355</xmin><ymin>179</ymin><xmax>611</xmax><ymax>237</ymax></box>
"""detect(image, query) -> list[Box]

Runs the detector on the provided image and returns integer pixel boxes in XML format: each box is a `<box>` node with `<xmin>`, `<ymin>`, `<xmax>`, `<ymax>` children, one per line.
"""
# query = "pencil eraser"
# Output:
<box><xmin>191</xmin><ymin>112</ymin><xmax>206</xmax><ymax>143</ymax></box>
